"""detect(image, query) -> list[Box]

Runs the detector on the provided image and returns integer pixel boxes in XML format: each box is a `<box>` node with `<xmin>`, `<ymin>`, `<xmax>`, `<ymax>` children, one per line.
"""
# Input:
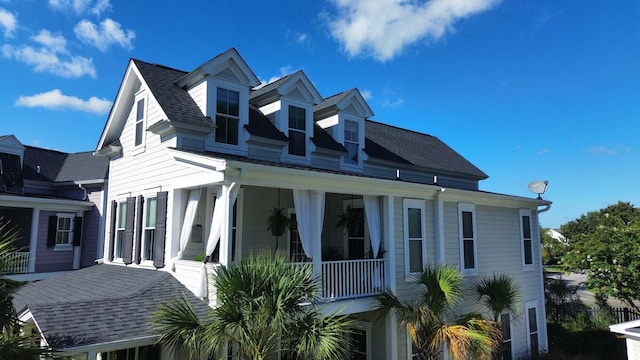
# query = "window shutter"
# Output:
<box><xmin>122</xmin><ymin>197</ymin><xmax>136</xmax><ymax>264</ymax></box>
<box><xmin>47</xmin><ymin>216</ymin><xmax>57</xmax><ymax>248</ymax></box>
<box><xmin>108</xmin><ymin>200</ymin><xmax>116</xmax><ymax>261</ymax></box>
<box><xmin>72</xmin><ymin>217</ymin><xmax>83</xmax><ymax>246</ymax></box>
<box><xmin>153</xmin><ymin>191</ymin><xmax>168</xmax><ymax>268</ymax></box>
<box><xmin>134</xmin><ymin>195</ymin><xmax>144</xmax><ymax>264</ymax></box>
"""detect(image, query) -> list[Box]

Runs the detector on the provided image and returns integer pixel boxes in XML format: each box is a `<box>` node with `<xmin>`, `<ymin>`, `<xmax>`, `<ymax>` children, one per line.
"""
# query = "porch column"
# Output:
<box><xmin>28</xmin><ymin>208</ymin><xmax>39</xmax><ymax>273</ymax></box>
<box><xmin>218</xmin><ymin>184</ymin><xmax>233</xmax><ymax>267</ymax></box>
<box><xmin>383</xmin><ymin>195</ymin><xmax>396</xmax><ymax>292</ymax></box>
<box><xmin>312</xmin><ymin>190</ymin><xmax>323</xmax><ymax>278</ymax></box>
<box><xmin>434</xmin><ymin>191</ymin><xmax>445</xmax><ymax>264</ymax></box>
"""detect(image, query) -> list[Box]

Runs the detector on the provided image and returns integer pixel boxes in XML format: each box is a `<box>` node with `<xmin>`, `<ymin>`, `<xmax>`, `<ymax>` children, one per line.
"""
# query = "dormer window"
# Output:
<box><xmin>288</xmin><ymin>105</ymin><xmax>306</xmax><ymax>156</ymax></box>
<box><xmin>135</xmin><ymin>98</ymin><xmax>145</xmax><ymax>146</ymax></box>
<box><xmin>215</xmin><ymin>87</ymin><xmax>240</xmax><ymax>145</ymax></box>
<box><xmin>344</xmin><ymin>120</ymin><xmax>359</xmax><ymax>164</ymax></box>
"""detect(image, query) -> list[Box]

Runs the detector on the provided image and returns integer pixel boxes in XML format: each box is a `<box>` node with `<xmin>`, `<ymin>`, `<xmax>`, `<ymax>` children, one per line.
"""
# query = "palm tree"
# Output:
<box><xmin>151</xmin><ymin>252</ymin><xmax>353</xmax><ymax>360</ymax></box>
<box><xmin>375</xmin><ymin>264</ymin><xmax>501</xmax><ymax>360</ymax></box>
<box><xmin>0</xmin><ymin>219</ymin><xmax>46</xmax><ymax>360</ymax></box>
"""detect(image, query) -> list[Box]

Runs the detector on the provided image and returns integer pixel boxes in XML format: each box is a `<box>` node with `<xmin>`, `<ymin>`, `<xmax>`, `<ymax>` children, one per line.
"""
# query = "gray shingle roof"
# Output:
<box><xmin>245</xmin><ymin>106</ymin><xmax>288</xmax><ymax>141</ymax></box>
<box><xmin>365</xmin><ymin>120</ymin><xmax>488</xmax><ymax>180</ymax></box>
<box><xmin>313</xmin><ymin>90</ymin><xmax>350</xmax><ymax>113</ymax></box>
<box><xmin>132</xmin><ymin>59</ymin><xmax>213</xmax><ymax>128</ymax></box>
<box><xmin>13</xmin><ymin>264</ymin><xmax>210</xmax><ymax>349</ymax></box>
<box><xmin>22</xmin><ymin>146</ymin><xmax>108</xmax><ymax>182</ymax></box>
<box><xmin>311</xmin><ymin>124</ymin><xmax>347</xmax><ymax>153</ymax></box>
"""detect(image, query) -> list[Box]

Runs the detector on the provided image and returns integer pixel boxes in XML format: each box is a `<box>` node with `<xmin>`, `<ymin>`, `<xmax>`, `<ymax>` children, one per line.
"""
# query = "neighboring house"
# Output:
<box><xmin>610</xmin><ymin>320</ymin><xmax>640</xmax><ymax>360</ymax></box>
<box><xmin>548</xmin><ymin>228</ymin><xmax>567</xmax><ymax>244</ymax></box>
<box><xmin>0</xmin><ymin>135</ymin><xmax>108</xmax><ymax>281</ymax></box>
<box><xmin>14</xmin><ymin>48</ymin><xmax>551</xmax><ymax>360</ymax></box>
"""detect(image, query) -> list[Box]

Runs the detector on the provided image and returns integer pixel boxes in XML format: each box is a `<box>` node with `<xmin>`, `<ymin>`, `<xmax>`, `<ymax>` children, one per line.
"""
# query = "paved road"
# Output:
<box><xmin>548</xmin><ymin>272</ymin><xmax>627</xmax><ymax>307</ymax></box>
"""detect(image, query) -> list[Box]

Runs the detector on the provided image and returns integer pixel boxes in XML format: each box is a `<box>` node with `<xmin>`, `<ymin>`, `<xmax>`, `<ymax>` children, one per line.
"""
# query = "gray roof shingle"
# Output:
<box><xmin>13</xmin><ymin>265</ymin><xmax>210</xmax><ymax>349</ymax></box>
<box><xmin>22</xmin><ymin>146</ymin><xmax>108</xmax><ymax>183</ymax></box>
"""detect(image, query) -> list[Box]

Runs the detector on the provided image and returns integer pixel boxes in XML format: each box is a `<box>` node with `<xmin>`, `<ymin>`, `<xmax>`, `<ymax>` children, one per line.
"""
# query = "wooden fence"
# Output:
<box><xmin>553</xmin><ymin>305</ymin><xmax>640</xmax><ymax>324</ymax></box>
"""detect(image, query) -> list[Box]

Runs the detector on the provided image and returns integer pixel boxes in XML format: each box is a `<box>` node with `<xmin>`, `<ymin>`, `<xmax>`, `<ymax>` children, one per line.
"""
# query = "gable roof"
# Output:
<box><xmin>364</xmin><ymin>120</ymin><xmax>488</xmax><ymax>180</ymax></box>
<box><xmin>250</xmin><ymin>70</ymin><xmax>323</xmax><ymax>106</ymax></box>
<box><xmin>13</xmin><ymin>265</ymin><xmax>210</xmax><ymax>350</ymax></box>
<box><xmin>22</xmin><ymin>146</ymin><xmax>108</xmax><ymax>183</ymax></box>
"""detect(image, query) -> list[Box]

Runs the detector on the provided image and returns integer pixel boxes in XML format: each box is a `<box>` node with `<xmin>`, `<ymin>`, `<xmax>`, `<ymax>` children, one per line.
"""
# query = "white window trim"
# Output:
<box><xmin>112</xmin><ymin>198</ymin><xmax>128</xmax><ymax>262</ymax></box>
<box><xmin>53</xmin><ymin>213</ymin><xmax>75</xmax><ymax>252</ymax></box>
<box><xmin>280</xmin><ymin>98</ymin><xmax>312</xmax><ymax>164</ymax></box>
<box><xmin>351</xmin><ymin>321</ymin><xmax>372</xmax><ymax>360</ymax></box>
<box><xmin>458</xmin><ymin>203</ymin><xmax>478</xmax><ymax>275</ymax></box>
<box><xmin>205</xmin><ymin>79</ymin><xmax>250</xmax><ymax>156</ymax></box>
<box><xmin>520</xmin><ymin>209</ymin><xmax>535</xmax><ymax>270</ymax></box>
<box><xmin>140</xmin><ymin>194</ymin><xmax>157</xmax><ymax>266</ymax></box>
<box><xmin>132</xmin><ymin>90</ymin><xmax>147</xmax><ymax>155</ymax></box>
<box><xmin>341</xmin><ymin>118</ymin><xmax>362</xmax><ymax>169</ymax></box>
<box><xmin>501</xmin><ymin>312</ymin><xmax>514</xmax><ymax>360</ymax></box>
<box><xmin>341</xmin><ymin>198</ymin><xmax>368</xmax><ymax>259</ymax></box>
<box><xmin>525</xmin><ymin>300</ymin><xmax>540</xmax><ymax>358</ymax></box>
<box><xmin>404</xmin><ymin>198</ymin><xmax>426</xmax><ymax>278</ymax></box>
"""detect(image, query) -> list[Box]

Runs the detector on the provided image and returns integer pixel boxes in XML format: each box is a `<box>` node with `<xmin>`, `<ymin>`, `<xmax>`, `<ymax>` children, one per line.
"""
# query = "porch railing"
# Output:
<box><xmin>321</xmin><ymin>259</ymin><xmax>385</xmax><ymax>300</ymax></box>
<box><xmin>0</xmin><ymin>252</ymin><xmax>30</xmax><ymax>274</ymax></box>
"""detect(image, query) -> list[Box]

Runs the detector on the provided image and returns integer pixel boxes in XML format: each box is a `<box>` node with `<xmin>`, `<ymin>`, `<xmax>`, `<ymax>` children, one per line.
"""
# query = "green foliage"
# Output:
<box><xmin>540</xmin><ymin>227</ymin><xmax>567</xmax><ymax>266</ymax></box>
<box><xmin>560</xmin><ymin>201</ymin><xmax>640</xmax><ymax>312</ymax></box>
<box><xmin>473</xmin><ymin>274</ymin><xmax>520</xmax><ymax>322</ymax></box>
<box><xmin>375</xmin><ymin>264</ymin><xmax>501</xmax><ymax>360</ymax></box>
<box><xmin>152</xmin><ymin>252</ymin><xmax>352</xmax><ymax>360</ymax></box>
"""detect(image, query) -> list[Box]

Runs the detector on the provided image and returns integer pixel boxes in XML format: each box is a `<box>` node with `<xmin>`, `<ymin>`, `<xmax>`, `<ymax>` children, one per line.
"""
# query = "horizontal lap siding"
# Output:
<box><xmin>240</xmin><ymin>186</ymin><xmax>293</xmax><ymax>255</ymax></box>
<box><xmin>35</xmin><ymin>211</ymin><xmax>74</xmax><ymax>272</ymax></box>
<box><xmin>80</xmin><ymin>188</ymin><xmax>103</xmax><ymax>267</ymax></box>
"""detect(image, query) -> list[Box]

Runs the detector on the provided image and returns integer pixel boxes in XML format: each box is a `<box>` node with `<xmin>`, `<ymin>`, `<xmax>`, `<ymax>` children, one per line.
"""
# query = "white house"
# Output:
<box><xmin>14</xmin><ymin>48</ymin><xmax>550</xmax><ymax>360</ymax></box>
<box><xmin>610</xmin><ymin>320</ymin><xmax>640</xmax><ymax>360</ymax></box>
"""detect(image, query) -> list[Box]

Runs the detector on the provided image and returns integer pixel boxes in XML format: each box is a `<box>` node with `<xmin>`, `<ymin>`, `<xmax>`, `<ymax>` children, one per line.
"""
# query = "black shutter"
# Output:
<box><xmin>72</xmin><ymin>217</ymin><xmax>83</xmax><ymax>246</ymax></box>
<box><xmin>108</xmin><ymin>200</ymin><xmax>116</xmax><ymax>261</ymax></box>
<box><xmin>47</xmin><ymin>216</ymin><xmax>57</xmax><ymax>248</ymax></box>
<box><xmin>153</xmin><ymin>191</ymin><xmax>168</xmax><ymax>268</ymax></box>
<box><xmin>122</xmin><ymin>197</ymin><xmax>136</xmax><ymax>264</ymax></box>
<box><xmin>134</xmin><ymin>195</ymin><xmax>144</xmax><ymax>264</ymax></box>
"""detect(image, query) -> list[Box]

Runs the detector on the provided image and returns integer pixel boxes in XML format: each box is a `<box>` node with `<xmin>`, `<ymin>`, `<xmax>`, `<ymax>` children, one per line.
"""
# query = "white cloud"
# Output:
<box><xmin>538</xmin><ymin>148</ymin><xmax>550</xmax><ymax>155</ymax></box>
<box><xmin>0</xmin><ymin>7</ymin><xmax>17</xmax><ymax>38</ymax></box>
<box><xmin>327</xmin><ymin>0</ymin><xmax>500</xmax><ymax>61</ymax></box>
<box><xmin>296</xmin><ymin>32</ymin><xmax>309</xmax><ymax>44</ymax></box>
<box><xmin>15</xmin><ymin>89</ymin><xmax>112</xmax><ymax>115</ymax></box>
<box><xmin>49</xmin><ymin>0</ymin><xmax>111</xmax><ymax>16</ymax></box>
<box><xmin>33</xmin><ymin>30</ymin><xmax>68</xmax><ymax>54</ymax></box>
<box><xmin>382</xmin><ymin>97</ymin><xmax>405</xmax><ymax>108</ymax></box>
<box><xmin>256</xmin><ymin>66</ymin><xmax>295</xmax><ymax>88</ymax></box>
<box><xmin>2</xmin><ymin>44</ymin><xmax>96</xmax><ymax>78</ymax></box>
<box><xmin>360</xmin><ymin>89</ymin><xmax>373</xmax><ymax>100</ymax></box>
<box><xmin>74</xmin><ymin>18</ymin><xmax>134</xmax><ymax>52</ymax></box>
<box><xmin>589</xmin><ymin>145</ymin><xmax>631</xmax><ymax>156</ymax></box>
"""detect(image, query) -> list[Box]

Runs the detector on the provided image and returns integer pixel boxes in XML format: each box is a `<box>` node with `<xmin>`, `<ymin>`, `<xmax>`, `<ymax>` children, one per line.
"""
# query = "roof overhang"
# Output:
<box><xmin>147</xmin><ymin>118</ymin><xmax>215</xmax><ymax>137</ymax></box>
<box><xmin>610</xmin><ymin>319</ymin><xmax>640</xmax><ymax>339</ymax></box>
<box><xmin>0</xmin><ymin>194</ymin><xmax>94</xmax><ymax>211</ymax></box>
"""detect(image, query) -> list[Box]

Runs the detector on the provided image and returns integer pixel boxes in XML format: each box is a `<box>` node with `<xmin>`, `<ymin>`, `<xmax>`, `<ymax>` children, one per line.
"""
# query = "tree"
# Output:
<box><xmin>561</xmin><ymin>201</ymin><xmax>640</xmax><ymax>312</ymax></box>
<box><xmin>0</xmin><ymin>219</ymin><xmax>47</xmax><ymax>360</ymax></box>
<box><xmin>473</xmin><ymin>274</ymin><xmax>520</xmax><ymax>323</ymax></box>
<box><xmin>151</xmin><ymin>252</ymin><xmax>352</xmax><ymax>360</ymax></box>
<box><xmin>375</xmin><ymin>264</ymin><xmax>501</xmax><ymax>360</ymax></box>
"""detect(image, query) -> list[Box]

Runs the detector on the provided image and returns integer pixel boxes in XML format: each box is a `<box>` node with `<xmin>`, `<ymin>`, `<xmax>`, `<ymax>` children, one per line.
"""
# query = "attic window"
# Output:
<box><xmin>215</xmin><ymin>88</ymin><xmax>240</xmax><ymax>145</ymax></box>
<box><xmin>288</xmin><ymin>105</ymin><xmax>306</xmax><ymax>156</ymax></box>
<box><xmin>135</xmin><ymin>98</ymin><xmax>145</xmax><ymax>146</ymax></box>
<box><xmin>344</xmin><ymin>120</ymin><xmax>359</xmax><ymax>165</ymax></box>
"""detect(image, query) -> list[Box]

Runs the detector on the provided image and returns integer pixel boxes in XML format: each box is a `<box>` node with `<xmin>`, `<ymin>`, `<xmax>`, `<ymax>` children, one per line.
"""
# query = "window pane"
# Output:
<box><xmin>462</xmin><ymin>211</ymin><xmax>473</xmax><ymax>238</ymax></box>
<box><xmin>409</xmin><ymin>239</ymin><xmax>423</xmax><ymax>272</ymax></box>
<box><xmin>288</xmin><ymin>130</ymin><xmax>306</xmax><ymax>156</ymax></box>
<box><xmin>408</xmin><ymin>208</ymin><xmax>422</xmax><ymax>238</ymax></box>
<box><xmin>144</xmin><ymin>230</ymin><xmax>155</xmax><ymax>260</ymax></box>
<box><xmin>146</xmin><ymin>198</ymin><xmax>157</xmax><ymax>227</ymax></box>
<box><xmin>522</xmin><ymin>215</ymin><xmax>531</xmax><ymax>238</ymax></box>
<box><xmin>502</xmin><ymin>341</ymin><xmax>513</xmax><ymax>360</ymax></box>
<box><xmin>135</xmin><ymin>122</ymin><xmax>143</xmax><ymax>146</ymax></box>
<box><xmin>524</xmin><ymin>239</ymin><xmax>533</xmax><ymax>265</ymax></box>
<box><xmin>227</xmin><ymin>117</ymin><xmax>239</xmax><ymax>144</ymax></box>
<box><xmin>118</xmin><ymin>203</ymin><xmax>127</xmax><ymax>227</ymax></box>
<box><xmin>217</xmin><ymin>88</ymin><xmax>228</xmax><ymax>114</ymax></box>
<box><xmin>530</xmin><ymin>334</ymin><xmax>539</xmax><ymax>358</ymax></box>
<box><xmin>501</xmin><ymin>313</ymin><xmax>511</xmax><ymax>340</ymax></box>
<box><xmin>136</xmin><ymin>99</ymin><xmax>144</xmax><ymax>121</ymax></box>
<box><xmin>345</xmin><ymin>120</ymin><xmax>358</xmax><ymax>141</ymax></box>
<box><xmin>528</xmin><ymin>307</ymin><xmax>537</xmax><ymax>332</ymax></box>
<box><xmin>289</xmin><ymin>106</ymin><xmax>305</xmax><ymax>130</ymax></box>
<box><xmin>345</xmin><ymin>142</ymin><xmax>358</xmax><ymax>164</ymax></box>
<box><xmin>464</xmin><ymin>239</ymin><xmax>475</xmax><ymax>269</ymax></box>
<box><xmin>228</xmin><ymin>90</ymin><xmax>239</xmax><ymax>116</ymax></box>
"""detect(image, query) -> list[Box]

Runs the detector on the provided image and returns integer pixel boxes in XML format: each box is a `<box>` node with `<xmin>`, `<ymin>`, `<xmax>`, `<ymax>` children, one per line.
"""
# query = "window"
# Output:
<box><xmin>115</xmin><ymin>200</ymin><xmax>127</xmax><ymax>259</ymax></box>
<box><xmin>344</xmin><ymin>120</ymin><xmax>359</xmax><ymax>165</ymax></box>
<box><xmin>526</xmin><ymin>303</ymin><xmax>539</xmax><ymax>359</ymax></box>
<box><xmin>501</xmin><ymin>313</ymin><xmax>513</xmax><ymax>360</ymax></box>
<box><xmin>288</xmin><ymin>105</ymin><xmax>306</xmax><ymax>156</ymax></box>
<box><xmin>215</xmin><ymin>88</ymin><xmax>240</xmax><ymax>145</ymax></box>
<box><xmin>142</xmin><ymin>197</ymin><xmax>157</xmax><ymax>262</ymax></box>
<box><xmin>100</xmin><ymin>345</ymin><xmax>159</xmax><ymax>360</ymax></box>
<box><xmin>55</xmin><ymin>214</ymin><xmax>74</xmax><ymax>247</ymax></box>
<box><xmin>288</xmin><ymin>213</ymin><xmax>310</xmax><ymax>263</ymax></box>
<box><xmin>458</xmin><ymin>203</ymin><xmax>477</xmax><ymax>273</ymax></box>
<box><xmin>349</xmin><ymin>327</ymin><xmax>368</xmax><ymax>360</ymax></box>
<box><xmin>404</xmin><ymin>199</ymin><xmax>425</xmax><ymax>275</ymax></box>
<box><xmin>135</xmin><ymin>98</ymin><xmax>145</xmax><ymax>146</ymax></box>
<box><xmin>520</xmin><ymin>209</ymin><xmax>534</xmax><ymax>267</ymax></box>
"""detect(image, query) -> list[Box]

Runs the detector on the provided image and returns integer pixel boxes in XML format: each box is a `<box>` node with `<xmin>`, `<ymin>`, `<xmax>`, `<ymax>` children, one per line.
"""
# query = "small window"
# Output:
<box><xmin>215</xmin><ymin>88</ymin><xmax>240</xmax><ymax>145</ymax></box>
<box><xmin>526</xmin><ymin>304</ymin><xmax>539</xmax><ymax>359</ymax></box>
<box><xmin>288</xmin><ymin>213</ymin><xmax>310</xmax><ymax>263</ymax></box>
<box><xmin>501</xmin><ymin>313</ymin><xmax>513</xmax><ymax>360</ymax></box>
<box><xmin>135</xmin><ymin>98</ymin><xmax>145</xmax><ymax>146</ymax></box>
<box><xmin>288</xmin><ymin>105</ymin><xmax>306</xmax><ymax>156</ymax></box>
<box><xmin>520</xmin><ymin>209</ymin><xmax>534</xmax><ymax>267</ymax></box>
<box><xmin>404</xmin><ymin>199</ymin><xmax>425</xmax><ymax>275</ymax></box>
<box><xmin>458</xmin><ymin>203</ymin><xmax>477</xmax><ymax>272</ymax></box>
<box><xmin>344</xmin><ymin>120</ymin><xmax>359</xmax><ymax>165</ymax></box>
<box><xmin>55</xmin><ymin>215</ymin><xmax>74</xmax><ymax>247</ymax></box>
<box><xmin>115</xmin><ymin>201</ymin><xmax>127</xmax><ymax>259</ymax></box>
<box><xmin>142</xmin><ymin>197</ymin><xmax>157</xmax><ymax>262</ymax></box>
<box><xmin>349</xmin><ymin>327</ymin><xmax>368</xmax><ymax>360</ymax></box>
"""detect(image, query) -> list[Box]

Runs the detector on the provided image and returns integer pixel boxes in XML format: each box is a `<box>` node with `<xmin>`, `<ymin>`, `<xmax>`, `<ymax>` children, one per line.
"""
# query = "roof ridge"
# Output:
<box><xmin>366</xmin><ymin>119</ymin><xmax>436</xmax><ymax>139</ymax></box>
<box><xmin>131</xmin><ymin>58</ymin><xmax>187</xmax><ymax>74</ymax></box>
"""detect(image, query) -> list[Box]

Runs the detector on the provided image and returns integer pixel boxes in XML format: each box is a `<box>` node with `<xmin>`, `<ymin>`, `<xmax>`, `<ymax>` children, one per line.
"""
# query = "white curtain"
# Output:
<box><xmin>364</xmin><ymin>195</ymin><xmax>381</xmax><ymax>258</ymax></box>
<box><xmin>176</xmin><ymin>189</ymin><xmax>201</xmax><ymax>260</ymax></box>
<box><xmin>293</xmin><ymin>190</ymin><xmax>325</xmax><ymax>259</ymax></box>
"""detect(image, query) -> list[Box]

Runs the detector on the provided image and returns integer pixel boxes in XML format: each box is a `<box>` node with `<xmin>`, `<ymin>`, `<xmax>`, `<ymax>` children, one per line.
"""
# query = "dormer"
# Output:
<box><xmin>314</xmin><ymin>89</ymin><xmax>374</xmax><ymax>171</ymax></box>
<box><xmin>250</xmin><ymin>71</ymin><xmax>323</xmax><ymax>164</ymax></box>
<box><xmin>175</xmin><ymin>48</ymin><xmax>261</xmax><ymax>156</ymax></box>
<box><xmin>0</xmin><ymin>135</ymin><xmax>25</xmax><ymax>194</ymax></box>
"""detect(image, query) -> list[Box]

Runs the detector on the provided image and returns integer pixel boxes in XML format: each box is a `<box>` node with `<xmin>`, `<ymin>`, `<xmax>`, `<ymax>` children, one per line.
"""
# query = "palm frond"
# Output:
<box><xmin>473</xmin><ymin>274</ymin><xmax>520</xmax><ymax>321</ymax></box>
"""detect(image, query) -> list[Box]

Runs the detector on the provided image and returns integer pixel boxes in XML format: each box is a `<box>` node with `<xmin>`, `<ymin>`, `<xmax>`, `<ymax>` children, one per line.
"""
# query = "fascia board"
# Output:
<box><xmin>53</xmin><ymin>335</ymin><xmax>158</xmax><ymax>356</ymax></box>
<box><xmin>0</xmin><ymin>195</ymin><xmax>94</xmax><ymax>210</ymax></box>
<box><xmin>168</xmin><ymin>148</ymin><xmax>226</xmax><ymax>172</ymax></box>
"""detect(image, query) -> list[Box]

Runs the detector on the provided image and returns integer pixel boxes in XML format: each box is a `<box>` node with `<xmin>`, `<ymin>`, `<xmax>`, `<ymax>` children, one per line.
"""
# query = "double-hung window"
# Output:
<box><xmin>344</xmin><ymin>120</ymin><xmax>359</xmax><ymax>165</ymax></box>
<box><xmin>142</xmin><ymin>197</ymin><xmax>157</xmax><ymax>262</ymax></box>
<box><xmin>215</xmin><ymin>87</ymin><xmax>240</xmax><ymax>145</ymax></box>
<box><xmin>458</xmin><ymin>203</ymin><xmax>477</xmax><ymax>273</ymax></box>
<box><xmin>288</xmin><ymin>105</ymin><xmax>306</xmax><ymax>156</ymax></box>
<box><xmin>404</xmin><ymin>199</ymin><xmax>426</xmax><ymax>275</ymax></box>
<box><xmin>520</xmin><ymin>209</ymin><xmax>534</xmax><ymax>267</ymax></box>
<box><xmin>135</xmin><ymin>98</ymin><xmax>145</xmax><ymax>146</ymax></box>
<box><xmin>501</xmin><ymin>313</ymin><xmax>513</xmax><ymax>360</ymax></box>
<box><xmin>526</xmin><ymin>302</ymin><xmax>540</xmax><ymax>359</ymax></box>
<box><xmin>55</xmin><ymin>214</ymin><xmax>74</xmax><ymax>247</ymax></box>
<box><xmin>115</xmin><ymin>201</ymin><xmax>127</xmax><ymax>259</ymax></box>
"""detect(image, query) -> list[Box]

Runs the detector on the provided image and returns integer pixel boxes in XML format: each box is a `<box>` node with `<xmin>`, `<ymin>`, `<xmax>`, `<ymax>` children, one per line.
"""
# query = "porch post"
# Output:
<box><xmin>383</xmin><ymin>195</ymin><xmax>396</xmax><ymax>293</ymax></box>
<box><xmin>311</xmin><ymin>191</ymin><xmax>323</xmax><ymax>280</ymax></box>
<box><xmin>435</xmin><ymin>191</ymin><xmax>445</xmax><ymax>264</ymax></box>
<box><xmin>28</xmin><ymin>208</ymin><xmax>39</xmax><ymax>273</ymax></box>
<box><xmin>218</xmin><ymin>184</ymin><xmax>232</xmax><ymax>267</ymax></box>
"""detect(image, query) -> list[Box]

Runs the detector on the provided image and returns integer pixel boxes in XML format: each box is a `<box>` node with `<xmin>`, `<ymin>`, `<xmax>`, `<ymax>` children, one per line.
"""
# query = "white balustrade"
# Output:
<box><xmin>321</xmin><ymin>259</ymin><xmax>385</xmax><ymax>300</ymax></box>
<box><xmin>0</xmin><ymin>252</ymin><xmax>30</xmax><ymax>274</ymax></box>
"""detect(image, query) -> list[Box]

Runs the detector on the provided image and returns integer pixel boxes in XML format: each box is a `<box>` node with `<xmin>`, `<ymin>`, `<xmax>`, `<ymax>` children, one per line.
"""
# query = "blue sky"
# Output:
<box><xmin>1</xmin><ymin>0</ymin><xmax>638</xmax><ymax>229</ymax></box>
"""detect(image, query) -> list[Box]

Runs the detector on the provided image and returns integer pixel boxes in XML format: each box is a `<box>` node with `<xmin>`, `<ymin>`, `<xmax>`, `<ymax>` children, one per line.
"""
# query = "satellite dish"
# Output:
<box><xmin>528</xmin><ymin>180</ymin><xmax>549</xmax><ymax>199</ymax></box>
